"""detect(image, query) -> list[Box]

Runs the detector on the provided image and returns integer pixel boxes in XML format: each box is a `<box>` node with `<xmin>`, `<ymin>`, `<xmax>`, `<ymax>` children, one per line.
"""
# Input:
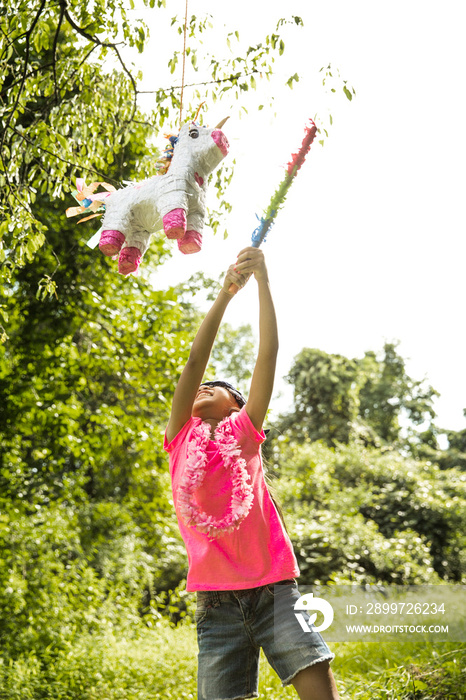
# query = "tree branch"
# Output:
<box><xmin>0</xmin><ymin>62</ymin><xmax>55</xmax><ymax>98</ymax></box>
<box><xmin>61</xmin><ymin>43</ymin><xmax>99</xmax><ymax>94</ymax></box>
<box><xmin>10</xmin><ymin>125</ymin><xmax>120</xmax><ymax>185</ymax></box>
<box><xmin>52</xmin><ymin>2</ymin><xmax>66</xmax><ymax>105</ymax></box>
<box><xmin>0</xmin><ymin>0</ymin><xmax>47</xmax><ymax>159</ymax></box>
<box><xmin>60</xmin><ymin>0</ymin><xmax>138</xmax><ymax>122</ymax></box>
<box><xmin>137</xmin><ymin>69</ymin><xmax>262</xmax><ymax>95</ymax></box>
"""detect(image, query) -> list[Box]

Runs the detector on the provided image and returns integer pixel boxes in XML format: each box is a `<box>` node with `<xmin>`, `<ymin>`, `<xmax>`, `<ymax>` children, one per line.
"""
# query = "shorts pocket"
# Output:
<box><xmin>265</xmin><ymin>579</ymin><xmax>297</xmax><ymax>597</ymax></box>
<box><xmin>195</xmin><ymin>608</ymin><xmax>209</xmax><ymax>626</ymax></box>
<box><xmin>195</xmin><ymin>597</ymin><xmax>211</xmax><ymax>626</ymax></box>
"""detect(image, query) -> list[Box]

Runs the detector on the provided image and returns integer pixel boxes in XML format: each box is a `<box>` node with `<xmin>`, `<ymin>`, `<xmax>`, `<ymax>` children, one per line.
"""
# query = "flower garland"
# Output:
<box><xmin>177</xmin><ymin>417</ymin><xmax>254</xmax><ymax>539</ymax></box>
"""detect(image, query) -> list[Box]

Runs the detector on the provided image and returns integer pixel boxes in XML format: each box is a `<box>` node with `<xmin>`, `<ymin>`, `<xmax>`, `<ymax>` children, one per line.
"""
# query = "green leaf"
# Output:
<box><xmin>343</xmin><ymin>85</ymin><xmax>352</xmax><ymax>101</ymax></box>
<box><xmin>0</xmin><ymin>305</ymin><xmax>8</xmax><ymax>323</ymax></box>
<box><xmin>413</xmin><ymin>680</ymin><xmax>428</xmax><ymax>691</ymax></box>
<box><xmin>55</xmin><ymin>133</ymin><xmax>68</xmax><ymax>151</ymax></box>
<box><xmin>286</xmin><ymin>73</ymin><xmax>299</xmax><ymax>88</ymax></box>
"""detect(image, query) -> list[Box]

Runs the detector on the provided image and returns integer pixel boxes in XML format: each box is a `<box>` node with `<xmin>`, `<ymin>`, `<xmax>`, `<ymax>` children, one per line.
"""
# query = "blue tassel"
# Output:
<box><xmin>251</xmin><ymin>213</ymin><xmax>275</xmax><ymax>247</ymax></box>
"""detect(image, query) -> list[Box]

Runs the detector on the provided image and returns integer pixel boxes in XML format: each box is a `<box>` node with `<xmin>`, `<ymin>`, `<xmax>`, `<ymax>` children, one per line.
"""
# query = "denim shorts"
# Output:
<box><xmin>195</xmin><ymin>579</ymin><xmax>334</xmax><ymax>700</ymax></box>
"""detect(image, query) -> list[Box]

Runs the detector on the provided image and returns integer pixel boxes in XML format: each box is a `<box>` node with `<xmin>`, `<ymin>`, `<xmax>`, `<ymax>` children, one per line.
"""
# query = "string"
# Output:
<box><xmin>179</xmin><ymin>0</ymin><xmax>189</xmax><ymax>127</ymax></box>
<box><xmin>193</xmin><ymin>101</ymin><xmax>205</xmax><ymax>122</ymax></box>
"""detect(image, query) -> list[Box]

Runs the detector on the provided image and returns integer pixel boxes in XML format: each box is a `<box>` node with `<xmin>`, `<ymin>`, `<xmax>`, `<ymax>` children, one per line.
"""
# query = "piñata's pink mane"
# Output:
<box><xmin>154</xmin><ymin>133</ymin><xmax>178</xmax><ymax>175</ymax></box>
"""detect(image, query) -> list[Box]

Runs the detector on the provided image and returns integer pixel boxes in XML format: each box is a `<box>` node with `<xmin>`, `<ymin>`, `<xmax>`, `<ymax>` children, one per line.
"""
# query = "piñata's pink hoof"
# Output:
<box><xmin>178</xmin><ymin>230</ymin><xmax>202</xmax><ymax>254</ymax></box>
<box><xmin>118</xmin><ymin>247</ymin><xmax>141</xmax><ymax>276</ymax></box>
<box><xmin>99</xmin><ymin>230</ymin><xmax>125</xmax><ymax>256</ymax></box>
<box><xmin>163</xmin><ymin>209</ymin><xmax>186</xmax><ymax>239</ymax></box>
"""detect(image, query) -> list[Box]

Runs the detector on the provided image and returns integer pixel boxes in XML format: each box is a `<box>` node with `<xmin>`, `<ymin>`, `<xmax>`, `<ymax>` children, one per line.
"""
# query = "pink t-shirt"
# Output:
<box><xmin>164</xmin><ymin>407</ymin><xmax>299</xmax><ymax>591</ymax></box>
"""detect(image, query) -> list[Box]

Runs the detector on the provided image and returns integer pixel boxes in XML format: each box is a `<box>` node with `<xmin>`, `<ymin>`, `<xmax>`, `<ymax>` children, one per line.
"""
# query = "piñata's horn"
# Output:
<box><xmin>215</xmin><ymin>117</ymin><xmax>229</xmax><ymax>129</ymax></box>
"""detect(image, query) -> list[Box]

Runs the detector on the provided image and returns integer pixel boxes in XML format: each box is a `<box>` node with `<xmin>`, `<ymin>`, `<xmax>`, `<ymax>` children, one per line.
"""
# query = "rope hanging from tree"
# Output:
<box><xmin>179</xmin><ymin>0</ymin><xmax>189</xmax><ymax>127</ymax></box>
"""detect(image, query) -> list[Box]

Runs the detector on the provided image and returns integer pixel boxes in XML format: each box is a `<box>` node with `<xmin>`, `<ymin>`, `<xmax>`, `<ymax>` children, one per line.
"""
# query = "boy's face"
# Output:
<box><xmin>192</xmin><ymin>385</ymin><xmax>240</xmax><ymax>421</ymax></box>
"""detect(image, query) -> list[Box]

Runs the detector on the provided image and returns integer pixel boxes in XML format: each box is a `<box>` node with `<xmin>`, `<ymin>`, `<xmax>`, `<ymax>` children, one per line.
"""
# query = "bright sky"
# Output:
<box><xmin>135</xmin><ymin>0</ymin><xmax>466</xmax><ymax>431</ymax></box>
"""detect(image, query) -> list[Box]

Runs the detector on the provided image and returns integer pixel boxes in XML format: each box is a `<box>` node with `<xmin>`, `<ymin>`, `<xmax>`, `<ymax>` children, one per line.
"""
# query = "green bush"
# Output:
<box><xmin>290</xmin><ymin>512</ymin><xmax>439</xmax><ymax>585</ymax></box>
<box><xmin>274</xmin><ymin>440</ymin><xmax>465</xmax><ymax>584</ymax></box>
<box><xmin>0</xmin><ymin>503</ymin><xmax>149</xmax><ymax>659</ymax></box>
<box><xmin>0</xmin><ymin>505</ymin><xmax>104</xmax><ymax>657</ymax></box>
<box><xmin>78</xmin><ymin>501</ymin><xmax>155</xmax><ymax>595</ymax></box>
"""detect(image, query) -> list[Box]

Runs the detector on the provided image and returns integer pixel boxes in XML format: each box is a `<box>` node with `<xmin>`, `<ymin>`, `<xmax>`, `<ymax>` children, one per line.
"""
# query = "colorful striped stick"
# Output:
<box><xmin>230</xmin><ymin>118</ymin><xmax>318</xmax><ymax>292</ymax></box>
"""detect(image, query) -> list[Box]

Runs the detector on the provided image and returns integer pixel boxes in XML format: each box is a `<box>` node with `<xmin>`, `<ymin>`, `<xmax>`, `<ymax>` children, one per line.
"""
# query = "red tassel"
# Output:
<box><xmin>286</xmin><ymin>120</ymin><xmax>318</xmax><ymax>176</ymax></box>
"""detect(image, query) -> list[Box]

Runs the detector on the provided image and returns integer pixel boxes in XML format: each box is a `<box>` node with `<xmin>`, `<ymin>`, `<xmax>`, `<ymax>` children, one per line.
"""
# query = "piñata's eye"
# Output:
<box><xmin>189</xmin><ymin>128</ymin><xmax>199</xmax><ymax>139</ymax></box>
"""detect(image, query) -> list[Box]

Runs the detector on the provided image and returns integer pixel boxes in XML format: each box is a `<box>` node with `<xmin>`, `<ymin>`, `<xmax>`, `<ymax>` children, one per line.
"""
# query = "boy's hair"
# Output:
<box><xmin>200</xmin><ymin>380</ymin><xmax>246</xmax><ymax>408</ymax></box>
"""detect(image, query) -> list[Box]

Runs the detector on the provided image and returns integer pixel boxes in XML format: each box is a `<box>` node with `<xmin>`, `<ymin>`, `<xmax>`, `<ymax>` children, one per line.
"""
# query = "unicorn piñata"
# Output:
<box><xmin>67</xmin><ymin>118</ymin><xmax>229</xmax><ymax>275</ymax></box>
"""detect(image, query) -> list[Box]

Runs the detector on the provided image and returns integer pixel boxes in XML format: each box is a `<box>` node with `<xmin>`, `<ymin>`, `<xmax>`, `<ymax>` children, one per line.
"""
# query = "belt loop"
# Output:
<box><xmin>211</xmin><ymin>590</ymin><xmax>220</xmax><ymax>607</ymax></box>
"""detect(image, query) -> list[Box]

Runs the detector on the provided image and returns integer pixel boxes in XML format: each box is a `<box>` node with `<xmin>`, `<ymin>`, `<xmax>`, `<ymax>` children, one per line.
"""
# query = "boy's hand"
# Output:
<box><xmin>234</xmin><ymin>247</ymin><xmax>268</xmax><ymax>282</ymax></box>
<box><xmin>222</xmin><ymin>263</ymin><xmax>250</xmax><ymax>296</ymax></box>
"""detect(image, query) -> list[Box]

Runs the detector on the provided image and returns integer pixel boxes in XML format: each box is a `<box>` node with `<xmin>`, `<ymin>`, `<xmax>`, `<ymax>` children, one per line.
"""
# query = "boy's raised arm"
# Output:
<box><xmin>165</xmin><ymin>264</ymin><xmax>249</xmax><ymax>444</ymax></box>
<box><xmin>234</xmin><ymin>248</ymin><xmax>278</xmax><ymax>432</ymax></box>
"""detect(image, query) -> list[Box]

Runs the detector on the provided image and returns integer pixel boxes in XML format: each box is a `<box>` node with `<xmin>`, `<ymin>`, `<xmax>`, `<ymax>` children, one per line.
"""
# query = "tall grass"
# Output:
<box><xmin>1</xmin><ymin>622</ymin><xmax>464</xmax><ymax>699</ymax></box>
